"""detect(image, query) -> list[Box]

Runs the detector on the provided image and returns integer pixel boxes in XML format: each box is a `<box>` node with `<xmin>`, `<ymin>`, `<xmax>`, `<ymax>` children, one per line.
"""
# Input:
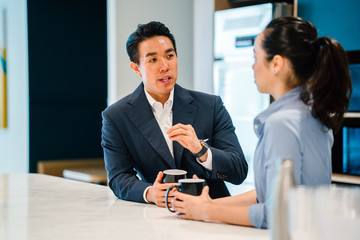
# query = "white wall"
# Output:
<box><xmin>193</xmin><ymin>0</ymin><xmax>214</xmax><ymax>94</ymax></box>
<box><xmin>0</xmin><ymin>0</ymin><xmax>28</xmax><ymax>173</ymax></box>
<box><xmin>107</xmin><ymin>0</ymin><xmax>194</xmax><ymax>104</ymax></box>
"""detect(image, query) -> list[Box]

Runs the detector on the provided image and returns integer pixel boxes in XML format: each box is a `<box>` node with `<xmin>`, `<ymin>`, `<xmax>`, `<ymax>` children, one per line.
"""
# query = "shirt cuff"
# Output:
<box><xmin>143</xmin><ymin>186</ymin><xmax>152</xmax><ymax>203</ymax></box>
<box><xmin>248</xmin><ymin>203</ymin><xmax>267</xmax><ymax>229</ymax></box>
<box><xmin>197</xmin><ymin>148</ymin><xmax>213</xmax><ymax>171</ymax></box>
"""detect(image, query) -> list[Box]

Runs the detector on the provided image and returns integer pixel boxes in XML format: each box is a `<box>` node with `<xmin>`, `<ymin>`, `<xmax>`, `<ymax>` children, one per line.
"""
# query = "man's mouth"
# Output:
<box><xmin>159</xmin><ymin>76</ymin><xmax>171</xmax><ymax>82</ymax></box>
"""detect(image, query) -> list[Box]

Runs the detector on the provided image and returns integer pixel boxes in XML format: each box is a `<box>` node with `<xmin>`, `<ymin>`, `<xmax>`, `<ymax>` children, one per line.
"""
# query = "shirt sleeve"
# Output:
<box><xmin>249</xmin><ymin>115</ymin><xmax>302</xmax><ymax>228</ymax></box>
<box><xmin>197</xmin><ymin>148</ymin><xmax>213</xmax><ymax>171</ymax></box>
<box><xmin>249</xmin><ymin>202</ymin><xmax>267</xmax><ymax>228</ymax></box>
<box><xmin>143</xmin><ymin>186</ymin><xmax>152</xmax><ymax>203</ymax></box>
<box><xmin>248</xmin><ymin>160</ymin><xmax>277</xmax><ymax>229</ymax></box>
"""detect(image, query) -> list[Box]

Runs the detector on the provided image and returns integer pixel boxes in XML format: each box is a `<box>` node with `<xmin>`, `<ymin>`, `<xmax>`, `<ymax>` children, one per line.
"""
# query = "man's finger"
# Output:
<box><xmin>154</xmin><ymin>171</ymin><xmax>164</xmax><ymax>184</ymax></box>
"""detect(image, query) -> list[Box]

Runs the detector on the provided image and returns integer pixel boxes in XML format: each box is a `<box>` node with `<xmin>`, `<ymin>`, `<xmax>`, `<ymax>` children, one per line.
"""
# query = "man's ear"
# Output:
<box><xmin>272</xmin><ymin>55</ymin><xmax>285</xmax><ymax>74</ymax></box>
<box><xmin>130</xmin><ymin>62</ymin><xmax>142</xmax><ymax>78</ymax></box>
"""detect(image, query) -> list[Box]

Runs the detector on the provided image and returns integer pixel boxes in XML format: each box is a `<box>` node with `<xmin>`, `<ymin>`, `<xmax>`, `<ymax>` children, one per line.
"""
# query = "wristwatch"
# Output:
<box><xmin>193</xmin><ymin>139</ymin><xmax>209</xmax><ymax>158</ymax></box>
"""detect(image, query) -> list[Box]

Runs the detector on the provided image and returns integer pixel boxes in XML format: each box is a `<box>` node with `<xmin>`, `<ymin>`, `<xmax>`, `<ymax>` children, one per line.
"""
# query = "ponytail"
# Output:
<box><xmin>302</xmin><ymin>37</ymin><xmax>352</xmax><ymax>132</ymax></box>
<box><xmin>263</xmin><ymin>17</ymin><xmax>352</xmax><ymax>133</ymax></box>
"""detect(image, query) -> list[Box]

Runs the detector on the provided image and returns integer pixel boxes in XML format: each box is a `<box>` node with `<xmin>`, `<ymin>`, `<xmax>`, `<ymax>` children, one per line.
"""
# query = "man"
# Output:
<box><xmin>101</xmin><ymin>21</ymin><xmax>247</xmax><ymax>206</ymax></box>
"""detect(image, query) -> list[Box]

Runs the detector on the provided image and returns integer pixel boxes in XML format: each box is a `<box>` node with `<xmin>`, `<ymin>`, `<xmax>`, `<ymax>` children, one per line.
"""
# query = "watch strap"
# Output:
<box><xmin>193</xmin><ymin>140</ymin><xmax>209</xmax><ymax>158</ymax></box>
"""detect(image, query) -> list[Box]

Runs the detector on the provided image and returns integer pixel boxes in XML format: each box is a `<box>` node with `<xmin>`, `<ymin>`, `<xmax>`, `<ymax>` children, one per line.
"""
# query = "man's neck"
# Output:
<box><xmin>144</xmin><ymin>87</ymin><xmax>174</xmax><ymax>108</ymax></box>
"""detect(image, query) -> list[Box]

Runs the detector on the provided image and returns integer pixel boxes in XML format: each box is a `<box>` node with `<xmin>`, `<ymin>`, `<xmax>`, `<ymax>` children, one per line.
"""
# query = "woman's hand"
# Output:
<box><xmin>173</xmin><ymin>186</ymin><xmax>254</xmax><ymax>226</ymax></box>
<box><xmin>172</xmin><ymin>186</ymin><xmax>213</xmax><ymax>221</ymax></box>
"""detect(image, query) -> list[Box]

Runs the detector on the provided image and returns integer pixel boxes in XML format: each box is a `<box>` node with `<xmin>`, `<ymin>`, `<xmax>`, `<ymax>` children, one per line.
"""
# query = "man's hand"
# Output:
<box><xmin>167</xmin><ymin>123</ymin><xmax>203</xmax><ymax>154</ymax></box>
<box><xmin>146</xmin><ymin>171</ymin><xmax>178</xmax><ymax>207</ymax></box>
<box><xmin>167</xmin><ymin>123</ymin><xmax>208</xmax><ymax>162</ymax></box>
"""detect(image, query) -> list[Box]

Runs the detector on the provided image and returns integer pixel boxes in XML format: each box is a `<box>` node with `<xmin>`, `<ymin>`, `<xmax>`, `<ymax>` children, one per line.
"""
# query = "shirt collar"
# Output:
<box><xmin>254</xmin><ymin>86</ymin><xmax>304</xmax><ymax>136</ymax></box>
<box><xmin>144</xmin><ymin>87</ymin><xmax>174</xmax><ymax>110</ymax></box>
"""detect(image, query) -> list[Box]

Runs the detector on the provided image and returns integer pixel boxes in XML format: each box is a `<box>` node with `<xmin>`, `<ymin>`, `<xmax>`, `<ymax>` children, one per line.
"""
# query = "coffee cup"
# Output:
<box><xmin>165</xmin><ymin>178</ymin><xmax>206</xmax><ymax>212</ymax></box>
<box><xmin>162</xmin><ymin>169</ymin><xmax>187</xmax><ymax>183</ymax></box>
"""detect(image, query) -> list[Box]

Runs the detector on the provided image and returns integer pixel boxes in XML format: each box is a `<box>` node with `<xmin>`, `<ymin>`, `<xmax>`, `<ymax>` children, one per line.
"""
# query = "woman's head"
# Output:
<box><xmin>257</xmin><ymin>16</ymin><xmax>352</xmax><ymax>132</ymax></box>
<box><xmin>261</xmin><ymin>17</ymin><xmax>318</xmax><ymax>86</ymax></box>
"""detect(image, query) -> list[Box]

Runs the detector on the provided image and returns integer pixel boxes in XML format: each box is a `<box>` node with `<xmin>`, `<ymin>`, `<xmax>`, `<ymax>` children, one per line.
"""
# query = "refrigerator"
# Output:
<box><xmin>213</xmin><ymin>2</ymin><xmax>293</xmax><ymax>195</ymax></box>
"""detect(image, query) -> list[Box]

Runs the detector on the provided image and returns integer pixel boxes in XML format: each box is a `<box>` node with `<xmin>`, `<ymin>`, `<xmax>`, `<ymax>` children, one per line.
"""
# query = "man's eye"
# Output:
<box><xmin>149</xmin><ymin>58</ymin><xmax>156</xmax><ymax>62</ymax></box>
<box><xmin>167</xmin><ymin>54</ymin><xmax>174</xmax><ymax>58</ymax></box>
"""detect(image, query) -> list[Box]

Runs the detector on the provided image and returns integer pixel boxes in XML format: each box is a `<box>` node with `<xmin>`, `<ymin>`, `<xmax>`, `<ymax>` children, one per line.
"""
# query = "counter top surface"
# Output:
<box><xmin>0</xmin><ymin>174</ymin><xmax>269</xmax><ymax>240</ymax></box>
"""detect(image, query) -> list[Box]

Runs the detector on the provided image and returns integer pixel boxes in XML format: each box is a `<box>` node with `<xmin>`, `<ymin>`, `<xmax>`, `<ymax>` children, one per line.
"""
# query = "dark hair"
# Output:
<box><xmin>126</xmin><ymin>21</ymin><xmax>177</xmax><ymax>64</ymax></box>
<box><xmin>262</xmin><ymin>16</ymin><xmax>352</xmax><ymax>132</ymax></box>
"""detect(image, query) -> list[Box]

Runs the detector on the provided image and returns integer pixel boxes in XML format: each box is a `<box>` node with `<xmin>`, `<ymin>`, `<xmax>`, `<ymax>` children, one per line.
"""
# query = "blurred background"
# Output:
<box><xmin>0</xmin><ymin>0</ymin><xmax>359</xmax><ymax>195</ymax></box>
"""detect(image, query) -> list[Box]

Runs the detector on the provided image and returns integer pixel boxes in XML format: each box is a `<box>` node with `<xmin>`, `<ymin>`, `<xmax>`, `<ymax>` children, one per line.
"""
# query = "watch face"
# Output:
<box><xmin>200</xmin><ymin>139</ymin><xmax>210</xmax><ymax>148</ymax></box>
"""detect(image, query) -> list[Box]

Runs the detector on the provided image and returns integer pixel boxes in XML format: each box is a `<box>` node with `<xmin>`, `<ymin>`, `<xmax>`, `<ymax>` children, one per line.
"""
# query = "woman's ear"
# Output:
<box><xmin>130</xmin><ymin>62</ymin><xmax>142</xmax><ymax>78</ymax></box>
<box><xmin>271</xmin><ymin>55</ymin><xmax>285</xmax><ymax>74</ymax></box>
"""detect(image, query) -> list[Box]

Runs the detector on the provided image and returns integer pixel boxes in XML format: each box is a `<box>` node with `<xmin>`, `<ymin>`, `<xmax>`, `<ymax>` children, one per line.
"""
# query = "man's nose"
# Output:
<box><xmin>159</xmin><ymin>58</ymin><xmax>169</xmax><ymax>72</ymax></box>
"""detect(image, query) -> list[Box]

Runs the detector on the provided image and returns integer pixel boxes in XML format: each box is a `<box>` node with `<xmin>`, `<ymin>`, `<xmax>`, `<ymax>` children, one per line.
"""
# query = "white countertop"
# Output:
<box><xmin>0</xmin><ymin>174</ymin><xmax>269</xmax><ymax>240</ymax></box>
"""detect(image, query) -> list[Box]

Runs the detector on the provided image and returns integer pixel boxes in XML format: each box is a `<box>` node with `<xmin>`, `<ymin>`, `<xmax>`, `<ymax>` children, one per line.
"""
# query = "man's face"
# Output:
<box><xmin>130</xmin><ymin>36</ymin><xmax>178</xmax><ymax>103</ymax></box>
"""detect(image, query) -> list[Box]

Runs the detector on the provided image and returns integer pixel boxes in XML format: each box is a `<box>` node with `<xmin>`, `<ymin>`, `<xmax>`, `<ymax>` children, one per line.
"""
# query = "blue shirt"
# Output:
<box><xmin>248</xmin><ymin>87</ymin><xmax>333</xmax><ymax>228</ymax></box>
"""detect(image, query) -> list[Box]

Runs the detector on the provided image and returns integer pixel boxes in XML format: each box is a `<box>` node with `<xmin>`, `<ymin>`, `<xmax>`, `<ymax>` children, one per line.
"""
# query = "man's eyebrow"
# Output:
<box><xmin>145</xmin><ymin>52</ymin><xmax>157</xmax><ymax>58</ymax></box>
<box><xmin>165</xmin><ymin>48</ymin><xmax>175</xmax><ymax>53</ymax></box>
<box><xmin>145</xmin><ymin>48</ymin><xmax>175</xmax><ymax>58</ymax></box>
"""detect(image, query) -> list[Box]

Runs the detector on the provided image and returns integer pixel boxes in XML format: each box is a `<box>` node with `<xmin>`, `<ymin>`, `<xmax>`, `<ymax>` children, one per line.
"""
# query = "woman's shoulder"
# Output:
<box><xmin>265</xmin><ymin>100</ymin><xmax>317</xmax><ymax>133</ymax></box>
<box><xmin>269</xmin><ymin>100</ymin><xmax>309</xmax><ymax>121</ymax></box>
<box><xmin>266</xmin><ymin>100</ymin><xmax>328</xmax><ymax>138</ymax></box>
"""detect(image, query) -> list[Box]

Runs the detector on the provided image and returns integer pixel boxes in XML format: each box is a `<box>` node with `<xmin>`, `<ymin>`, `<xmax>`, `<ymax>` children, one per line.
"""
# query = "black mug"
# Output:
<box><xmin>165</xmin><ymin>178</ymin><xmax>206</xmax><ymax>212</ymax></box>
<box><xmin>162</xmin><ymin>169</ymin><xmax>187</xmax><ymax>183</ymax></box>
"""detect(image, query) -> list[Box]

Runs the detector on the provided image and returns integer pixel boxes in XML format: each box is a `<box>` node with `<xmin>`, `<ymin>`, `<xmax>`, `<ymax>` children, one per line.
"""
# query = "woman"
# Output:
<box><xmin>171</xmin><ymin>16</ymin><xmax>352</xmax><ymax>228</ymax></box>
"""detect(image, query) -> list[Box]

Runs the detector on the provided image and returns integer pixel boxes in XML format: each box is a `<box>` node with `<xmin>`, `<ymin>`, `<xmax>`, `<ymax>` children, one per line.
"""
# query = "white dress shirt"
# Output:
<box><xmin>142</xmin><ymin>87</ymin><xmax>213</xmax><ymax>202</ymax></box>
<box><xmin>144</xmin><ymin>88</ymin><xmax>174</xmax><ymax>157</ymax></box>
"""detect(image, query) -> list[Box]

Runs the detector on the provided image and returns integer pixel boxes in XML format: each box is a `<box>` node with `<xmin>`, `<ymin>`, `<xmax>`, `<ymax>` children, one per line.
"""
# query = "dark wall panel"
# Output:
<box><xmin>29</xmin><ymin>102</ymin><xmax>104</xmax><ymax>160</ymax></box>
<box><xmin>28</xmin><ymin>0</ymin><xmax>107</xmax><ymax>172</ymax></box>
<box><xmin>298</xmin><ymin>0</ymin><xmax>360</xmax><ymax>51</ymax></box>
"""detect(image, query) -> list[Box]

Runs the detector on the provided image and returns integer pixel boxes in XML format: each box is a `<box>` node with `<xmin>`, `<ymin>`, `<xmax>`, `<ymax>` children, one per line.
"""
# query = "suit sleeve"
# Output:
<box><xmin>101</xmin><ymin>110</ymin><xmax>151</xmax><ymax>203</ymax></box>
<box><xmin>208</xmin><ymin>96</ymin><xmax>248</xmax><ymax>185</ymax></box>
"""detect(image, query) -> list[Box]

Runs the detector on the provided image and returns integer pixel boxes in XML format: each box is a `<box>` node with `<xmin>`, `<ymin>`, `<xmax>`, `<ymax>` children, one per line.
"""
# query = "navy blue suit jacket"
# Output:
<box><xmin>101</xmin><ymin>83</ymin><xmax>248</xmax><ymax>203</ymax></box>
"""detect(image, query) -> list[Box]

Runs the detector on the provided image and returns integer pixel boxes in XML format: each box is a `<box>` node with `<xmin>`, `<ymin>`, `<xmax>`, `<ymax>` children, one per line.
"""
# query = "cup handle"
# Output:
<box><xmin>165</xmin><ymin>185</ymin><xmax>177</xmax><ymax>213</ymax></box>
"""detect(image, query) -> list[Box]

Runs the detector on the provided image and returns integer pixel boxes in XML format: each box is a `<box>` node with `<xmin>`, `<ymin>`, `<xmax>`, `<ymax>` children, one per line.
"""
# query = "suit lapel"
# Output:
<box><xmin>128</xmin><ymin>84</ymin><xmax>176</xmax><ymax>169</ymax></box>
<box><xmin>172</xmin><ymin>85</ymin><xmax>197</xmax><ymax>167</ymax></box>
